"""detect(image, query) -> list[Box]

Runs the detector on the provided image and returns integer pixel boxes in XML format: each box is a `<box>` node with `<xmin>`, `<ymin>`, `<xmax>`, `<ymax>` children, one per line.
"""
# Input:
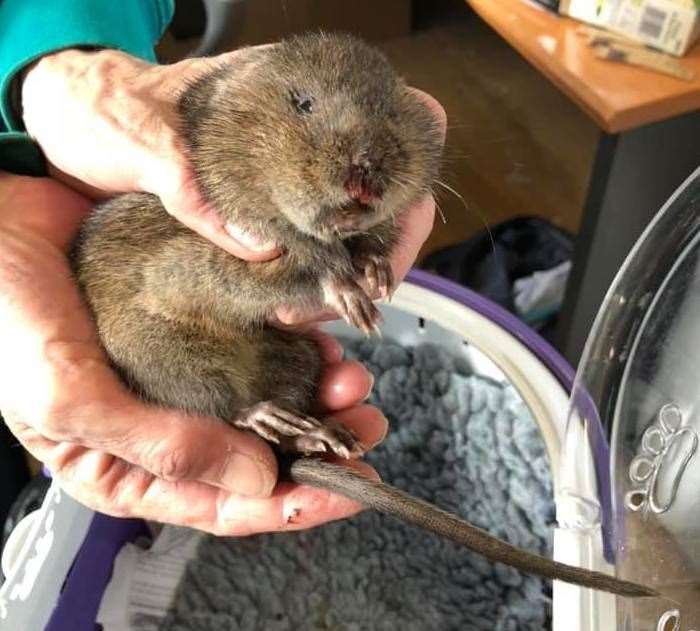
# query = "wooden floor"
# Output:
<box><xmin>376</xmin><ymin>10</ymin><xmax>599</xmax><ymax>260</ymax></box>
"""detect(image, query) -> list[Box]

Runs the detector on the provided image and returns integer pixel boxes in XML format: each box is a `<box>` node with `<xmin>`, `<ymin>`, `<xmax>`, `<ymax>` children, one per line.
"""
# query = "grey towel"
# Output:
<box><xmin>158</xmin><ymin>340</ymin><xmax>554</xmax><ymax>631</ymax></box>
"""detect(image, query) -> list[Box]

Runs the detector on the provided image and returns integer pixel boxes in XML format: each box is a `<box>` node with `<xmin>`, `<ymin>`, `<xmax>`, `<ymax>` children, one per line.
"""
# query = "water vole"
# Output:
<box><xmin>72</xmin><ymin>32</ymin><xmax>655</xmax><ymax>599</ymax></box>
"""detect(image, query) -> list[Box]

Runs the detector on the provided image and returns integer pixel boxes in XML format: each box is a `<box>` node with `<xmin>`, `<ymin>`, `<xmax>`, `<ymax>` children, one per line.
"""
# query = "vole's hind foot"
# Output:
<box><xmin>283</xmin><ymin>418</ymin><xmax>363</xmax><ymax>460</ymax></box>
<box><xmin>233</xmin><ymin>402</ymin><xmax>320</xmax><ymax>444</ymax></box>
<box><xmin>354</xmin><ymin>252</ymin><xmax>394</xmax><ymax>300</ymax></box>
<box><xmin>233</xmin><ymin>402</ymin><xmax>363</xmax><ymax>459</ymax></box>
<box><xmin>322</xmin><ymin>275</ymin><xmax>382</xmax><ymax>337</ymax></box>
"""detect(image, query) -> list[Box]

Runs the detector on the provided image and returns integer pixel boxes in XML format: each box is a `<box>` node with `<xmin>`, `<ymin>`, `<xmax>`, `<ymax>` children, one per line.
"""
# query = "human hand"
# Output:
<box><xmin>21</xmin><ymin>47</ymin><xmax>446</xmax><ymax>324</ymax></box>
<box><xmin>0</xmin><ymin>172</ymin><xmax>386</xmax><ymax>535</ymax></box>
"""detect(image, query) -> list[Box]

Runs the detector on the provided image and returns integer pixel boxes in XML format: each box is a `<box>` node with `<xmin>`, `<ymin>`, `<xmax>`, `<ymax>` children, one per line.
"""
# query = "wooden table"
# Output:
<box><xmin>466</xmin><ymin>0</ymin><xmax>700</xmax><ymax>364</ymax></box>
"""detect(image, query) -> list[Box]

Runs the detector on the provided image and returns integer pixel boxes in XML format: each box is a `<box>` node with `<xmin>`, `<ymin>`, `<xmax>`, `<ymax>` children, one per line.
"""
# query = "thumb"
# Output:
<box><xmin>45</xmin><ymin>391</ymin><xmax>281</xmax><ymax>497</ymax></box>
<box><xmin>153</xmin><ymin>160</ymin><xmax>281</xmax><ymax>262</ymax></box>
<box><xmin>121</xmin><ymin>405</ymin><xmax>279</xmax><ymax>497</ymax></box>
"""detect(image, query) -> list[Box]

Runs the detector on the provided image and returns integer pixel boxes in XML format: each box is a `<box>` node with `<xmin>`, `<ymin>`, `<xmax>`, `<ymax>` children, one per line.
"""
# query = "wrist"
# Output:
<box><xmin>21</xmin><ymin>49</ymin><xmax>152</xmax><ymax>133</ymax></box>
<box><xmin>20</xmin><ymin>48</ymin><xmax>87</xmax><ymax>133</ymax></box>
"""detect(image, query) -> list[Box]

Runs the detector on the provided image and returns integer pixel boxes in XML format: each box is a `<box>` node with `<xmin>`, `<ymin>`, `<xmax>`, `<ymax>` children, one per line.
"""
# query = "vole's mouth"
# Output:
<box><xmin>316</xmin><ymin>199</ymin><xmax>375</xmax><ymax>236</ymax></box>
<box><xmin>340</xmin><ymin>199</ymin><xmax>372</xmax><ymax>214</ymax></box>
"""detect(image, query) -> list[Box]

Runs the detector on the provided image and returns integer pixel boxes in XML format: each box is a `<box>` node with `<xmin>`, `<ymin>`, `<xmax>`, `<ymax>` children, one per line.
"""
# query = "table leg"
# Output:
<box><xmin>556</xmin><ymin>110</ymin><xmax>700</xmax><ymax>366</ymax></box>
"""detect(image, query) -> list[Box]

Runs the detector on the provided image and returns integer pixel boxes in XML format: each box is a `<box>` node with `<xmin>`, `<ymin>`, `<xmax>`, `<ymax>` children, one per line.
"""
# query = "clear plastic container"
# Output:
<box><xmin>560</xmin><ymin>167</ymin><xmax>700</xmax><ymax>631</ymax></box>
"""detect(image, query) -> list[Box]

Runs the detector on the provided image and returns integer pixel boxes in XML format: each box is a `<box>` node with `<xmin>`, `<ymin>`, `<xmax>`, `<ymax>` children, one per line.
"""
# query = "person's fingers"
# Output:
<box><xmin>305</xmin><ymin>328</ymin><xmax>344</xmax><ymax>364</ymax></box>
<box><xmin>8</xmin><ymin>341</ymin><xmax>382</xmax><ymax>496</ymax></box>
<box><xmin>11</xmin><ymin>419</ymin><xmax>380</xmax><ymax>536</ymax></box>
<box><xmin>11</xmin><ymin>429</ymin><xmax>245</xmax><ymax>534</ymax></box>
<box><xmin>117</xmin><ymin>405</ymin><xmax>280</xmax><ymax>497</ymax></box>
<box><xmin>48</xmin><ymin>140</ymin><xmax>281</xmax><ymax>262</ymax></box>
<box><xmin>329</xmin><ymin>404</ymin><xmax>388</xmax><ymax>452</ymax></box>
<box><xmin>13</xmin><ymin>434</ymin><xmax>231</xmax><ymax>530</ymax></box>
<box><xmin>6</xmin><ymin>386</ymin><xmax>279</xmax><ymax>499</ymax></box>
<box><xmin>274</xmin><ymin>305</ymin><xmax>339</xmax><ymax>327</ymax></box>
<box><xmin>218</xmin><ymin>458</ymin><xmax>380</xmax><ymax>536</ymax></box>
<box><xmin>317</xmin><ymin>360</ymin><xmax>374</xmax><ymax>410</ymax></box>
<box><xmin>387</xmin><ymin>89</ymin><xmax>445</xmax><ymax>283</ymax></box>
<box><xmin>143</xmin><ymin>53</ymin><xmax>281</xmax><ymax>261</ymax></box>
<box><xmin>22</xmin><ymin>46</ymin><xmax>284</xmax><ymax>262</ymax></box>
<box><xmin>46</xmin><ymin>164</ymin><xmax>115</xmax><ymax>202</ymax></box>
<box><xmin>151</xmin><ymin>160</ymin><xmax>281</xmax><ymax>262</ymax></box>
<box><xmin>409</xmin><ymin>87</ymin><xmax>448</xmax><ymax>141</ymax></box>
<box><xmin>298</xmin><ymin>328</ymin><xmax>373</xmax><ymax>400</ymax></box>
<box><xmin>0</xmin><ymin>171</ymin><xmax>93</xmax><ymax>245</ymax></box>
<box><xmin>389</xmin><ymin>192</ymin><xmax>436</xmax><ymax>282</ymax></box>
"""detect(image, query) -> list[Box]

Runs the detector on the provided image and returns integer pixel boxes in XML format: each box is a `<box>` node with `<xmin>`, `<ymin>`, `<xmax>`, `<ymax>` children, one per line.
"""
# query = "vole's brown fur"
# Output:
<box><xmin>72</xmin><ymin>33</ymin><xmax>657</xmax><ymax>599</ymax></box>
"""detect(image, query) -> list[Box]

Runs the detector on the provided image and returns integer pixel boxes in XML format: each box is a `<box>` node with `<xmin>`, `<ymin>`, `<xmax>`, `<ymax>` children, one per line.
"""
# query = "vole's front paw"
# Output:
<box><xmin>322</xmin><ymin>275</ymin><xmax>382</xmax><ymax>336</ymax></box>
<box><xmin>352</xmin><ymin>252</ymin><xmax>394</xmax><ymax>300</ymax></box>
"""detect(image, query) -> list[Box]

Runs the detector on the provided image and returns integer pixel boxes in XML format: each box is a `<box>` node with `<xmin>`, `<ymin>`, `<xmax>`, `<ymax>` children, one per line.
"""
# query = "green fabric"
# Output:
<box><xmin>0</xmin><ymin>0</ymin><xmax>174</xmax><ymax>176</ymax></box>
<box><xmin>0</xmin><ymin>132</ymin><xmax>46</xmax><ymax>176</ymax></box>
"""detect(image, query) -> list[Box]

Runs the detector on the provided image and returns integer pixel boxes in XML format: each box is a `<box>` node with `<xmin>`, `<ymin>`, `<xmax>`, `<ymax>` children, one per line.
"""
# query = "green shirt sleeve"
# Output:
<box><xmin>0</xmin><ymin>0</ymin><xmax>174</xmax><ymax>175</ymax></box>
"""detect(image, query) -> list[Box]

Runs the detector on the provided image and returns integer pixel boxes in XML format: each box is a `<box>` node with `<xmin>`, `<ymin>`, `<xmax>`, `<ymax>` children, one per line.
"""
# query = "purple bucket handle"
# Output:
<box><xmin>406</xmin><ymin>270</ymin><xmax>613</xmax><ymax>560</ymax></box>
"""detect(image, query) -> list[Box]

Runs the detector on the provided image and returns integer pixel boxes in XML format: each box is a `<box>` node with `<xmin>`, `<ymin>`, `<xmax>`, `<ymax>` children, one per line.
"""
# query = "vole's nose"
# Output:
<box><xmin>344</xmin><ymin>162</ymin><xmax>383</xmax><ymax>205</ymax></box>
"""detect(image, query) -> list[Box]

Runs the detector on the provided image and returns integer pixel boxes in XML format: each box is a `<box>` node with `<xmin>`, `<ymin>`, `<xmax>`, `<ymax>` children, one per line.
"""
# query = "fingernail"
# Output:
<box><xmin>221</xmin><ymin>453</ymin><xmax>272</xmax><ymax>497</ymax></box>
<box><xmin>225</xmin><ymin>223</ymin><xmax>277</xmax><ymax>252</ymax></box>
<box><xmin>363</xmin><ymin>372</ymin><xmax>375</xmax><ymax>401</ymax></box>
<box><xmin>368</xmin><ymin>414</ymin><xmax>389</xmax><ymax>449</ymax></box>
<box><xmin>328</xmin><ymin>340</ymin><xmax>344</xmax><ymax>363</ymax></box>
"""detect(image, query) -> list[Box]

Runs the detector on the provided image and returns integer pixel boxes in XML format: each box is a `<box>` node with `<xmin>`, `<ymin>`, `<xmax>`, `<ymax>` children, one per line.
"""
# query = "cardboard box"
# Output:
<box><xmin>560</xmin><ymin>0</ymin><xmax>700</xmax><ymax>56</ymax></box>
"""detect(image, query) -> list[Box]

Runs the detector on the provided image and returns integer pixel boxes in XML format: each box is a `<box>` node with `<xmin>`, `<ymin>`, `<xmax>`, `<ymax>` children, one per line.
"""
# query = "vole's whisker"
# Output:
<box><xmin>435</xmin><ymin>198</ymin><xmax>447</xmax><ymax>225</ymax></box>
<box><xmin>433</xmin><ymin>179</ymin><xmax>495</xmax><ymax>255</ymax></box>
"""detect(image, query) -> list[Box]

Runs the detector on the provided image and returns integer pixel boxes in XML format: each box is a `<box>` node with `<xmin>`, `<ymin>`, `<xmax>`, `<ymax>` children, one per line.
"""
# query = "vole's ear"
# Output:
<box><xmin>214</xmin><ymin>42</ymin><xmax>278</xmax><ymax>69</ymax></box>
<box><xmin>175</xmin><ymin>43</ymin><xmax>277</xmax><ymax>117</ymax></box>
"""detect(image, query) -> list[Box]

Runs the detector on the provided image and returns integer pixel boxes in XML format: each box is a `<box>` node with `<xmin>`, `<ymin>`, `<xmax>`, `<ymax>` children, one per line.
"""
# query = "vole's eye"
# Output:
<box><xmin>290</xmin><ymin>90</ymin><xmax>314</xmax><ymax>115</ymax></box>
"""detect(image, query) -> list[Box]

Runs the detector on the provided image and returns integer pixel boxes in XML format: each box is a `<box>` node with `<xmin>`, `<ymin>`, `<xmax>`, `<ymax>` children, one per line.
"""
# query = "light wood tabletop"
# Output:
<box><xmin>466</xmin><ymin>0</ymin><xmax>700</xmax><ymax>133</ymax></box>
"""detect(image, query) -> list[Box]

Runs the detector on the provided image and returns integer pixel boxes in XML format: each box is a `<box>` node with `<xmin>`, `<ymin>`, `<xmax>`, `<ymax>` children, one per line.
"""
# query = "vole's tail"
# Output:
<box><xmin>289</xmin><ymin>458</ymin><xmax>659</xmax><ymax>599</ymax></box>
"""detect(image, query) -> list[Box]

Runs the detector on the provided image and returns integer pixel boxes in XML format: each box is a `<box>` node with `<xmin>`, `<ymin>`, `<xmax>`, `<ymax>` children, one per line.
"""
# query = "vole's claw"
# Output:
<box><xmin>235</xmin><ymin>402</ymin><xmax>363</xmax><ymax>460</ymax></box>
<box><xmin>293</xmin><ymin>436</ymin><xmax>327</xmax><ymax>454</ymax></box>
<box><xmin>364</xmin><ymin>262</ymin><xmax>378</xmax><ymax>295</ymax></box>
<box><xmin>252</xmin><ymin>424</ymin><xmax>281</xmax><ymax>444</ymax></box>
<box><xmin>232</xmin><ymin>402</ymin><xmax>320</xmax><ymax>445</ymax></box>
<box><xmin>353</xmin><ymin>252</ymin><xmax>394</xmax><ymax>301</ymax></box>
<box><xmin>322</xmin><ymin>274</ymin><xmax>382</xmax><ymax>335</ymax></box>
<box><xmin>375</xmin><ymin>259</ymin><xmax>394</xmax><ymax>301</ymax></box>
<box><xmin>276</xmin><ymin>416</ymin><xmax>363</xmax><ymax>460</ymax></box>
<box><xmin>315</xmin><ymin>418</ymin><xmax>363</xmax><ymax>459</ymax></box>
